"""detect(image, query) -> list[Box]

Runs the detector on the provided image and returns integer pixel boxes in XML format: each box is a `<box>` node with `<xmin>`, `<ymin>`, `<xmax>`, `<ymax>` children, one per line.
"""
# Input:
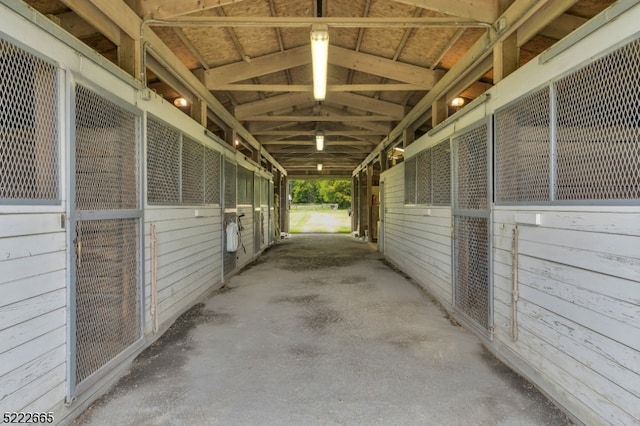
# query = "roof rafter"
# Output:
<box><xmin>139</xmin><ymin>0</ymin><xmax>247</xmax><ymax>19</ymax></box>
<box><xmin>392</xmin><ymin>0</ymin><xmax>498</xmax><ymax>23</ymax></box>
<box><xmin>204</xmin><ymin>45</ymin><xmax>443</xmax><ymax>89</ymax></box>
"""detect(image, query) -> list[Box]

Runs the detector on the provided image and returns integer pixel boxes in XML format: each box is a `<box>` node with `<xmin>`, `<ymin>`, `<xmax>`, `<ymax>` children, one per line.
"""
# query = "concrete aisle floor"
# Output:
<box><xmin>74</xmin><ymin>234</ymin><xmax>569</xmax><ymax>426</ymax></box>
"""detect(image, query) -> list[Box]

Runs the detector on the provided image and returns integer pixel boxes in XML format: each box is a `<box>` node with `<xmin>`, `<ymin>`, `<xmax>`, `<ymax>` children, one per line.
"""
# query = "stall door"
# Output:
<box><xmin>71</xmin><ymin>83</ymin><xmax>142</xmax><ymax>393</ymax></box>
<box><xmin>452</xmin><ymin>120</ymin><xmax>493</xmax><ymax>337</ymax></box>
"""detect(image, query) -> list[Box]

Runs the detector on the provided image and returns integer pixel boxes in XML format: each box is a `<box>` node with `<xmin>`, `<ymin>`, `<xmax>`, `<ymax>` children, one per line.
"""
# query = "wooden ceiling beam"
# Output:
<box><xmin>261</xmin><ymin>140</ymin><xmax>374</xmax><ymax>146</ymax></box>
<box><xmin>139</xmin><ymin>0</ymin><xmax>247</xmax><ymax>19</ymax></box>
<box><xmin>392</xmin><ymin>0</ymin><xmax>498</xmax><ymax>23</ymax></box>
<box><xmin>214</xmin><ymin>83</ymin><xmax>423</xmax><ymax>92</ymax></box>
<box><xmin>326</xmin><ymin>92</ymin><xmax>407</xmax><ymax>119</ymax></box>
<box><xmin>204</xmin><ymin>46</ymin><xmax>310</xmax><ymax>87</ymax></box>
<box><xmin>243</xmin><ymin>115</ymin><xmax>398</xmax><ymax>122</ymax></box>
<box><xmin>205</xmin><ymin>45</ymin><xmax>443</xmax><ymax>89</ymax></box>
<box><xmin>234</xmin><ymin>92</ymin><xmax>316</xmax><ymax>119</ymax></box>
<box><xmin>329</xmin><ymin>46</ymin><xmax>443</xmax><ymax>89</ymax></box>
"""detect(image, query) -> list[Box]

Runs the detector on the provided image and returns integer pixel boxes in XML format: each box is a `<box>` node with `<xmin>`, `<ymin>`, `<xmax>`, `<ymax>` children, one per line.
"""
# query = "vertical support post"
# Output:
<box><xmin>358</xmin><ymin>170</ymin><xmax>367</xmax><ymax>238</ymax></box>
<box><xmin>493</xmin><ymin>32</ymin><xmax>519</xmax><ymax>83</ymax></box>
<box><xmin>403</xmin><ymin>125</ymin><xmax>414</xmax><ymax>149</ymax></box>
<box><xmin>281</xmin><ymin>175</ymin><xmax>289</xmax><ymax>233</ymax></box>
<box><xmin>118</xmin><ymin>33</ymin><xmax>142</xmax><ymax>79</ymax></box>
<box><xmin>432</xmin><ymin>97</ymin><xmax>449</xmax><ymax>127</ymax></box>
<box><xmin>366</xmin><ymin>164</ymin><xmax>373</xmax><ymax>242</ymax></box>
<box><xmin>191</xmin><ymin>69</ymin><xmax>208</xmax><ymax>126</ymax></box>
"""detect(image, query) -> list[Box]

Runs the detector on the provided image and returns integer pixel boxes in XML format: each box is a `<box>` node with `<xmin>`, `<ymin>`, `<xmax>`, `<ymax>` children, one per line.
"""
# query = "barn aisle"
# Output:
<box><xmin>73</xmin><ymin>234</ymin><xmax>568</xmax><ymax>426</ymax></box>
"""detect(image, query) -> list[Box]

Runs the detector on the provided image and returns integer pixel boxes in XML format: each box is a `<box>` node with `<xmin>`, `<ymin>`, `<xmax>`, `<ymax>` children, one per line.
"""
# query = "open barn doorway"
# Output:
<box><xmin>288</xmin><ymin>179</ymin><xmax>351</xmax><ymax>234</ymax></box>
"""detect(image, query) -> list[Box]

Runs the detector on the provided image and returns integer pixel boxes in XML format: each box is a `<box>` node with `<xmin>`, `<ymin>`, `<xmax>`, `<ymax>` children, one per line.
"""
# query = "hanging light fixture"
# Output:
<box><xmin>310</xmin><ymin>25</ymin><xmax>329</xmax><ymax>101</ymax></box>
<box><xmin>317</xmin><ymin>163</ymin><xmax>323</xmax><ymax>171</ymax></box>
<box><xmin>315</xmin><ymin>129</ymin><xmax>325</xmax><ymax>151</ymax></box>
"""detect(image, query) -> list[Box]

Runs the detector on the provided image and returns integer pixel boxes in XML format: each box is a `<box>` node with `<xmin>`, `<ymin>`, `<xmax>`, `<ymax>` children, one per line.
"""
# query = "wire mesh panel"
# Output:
<box><xmin>431</xmin><ymin>141</ymin><xmax>451</xmax><ymax>205</ymax></box>
<box><xmin>147</xmin><ymin>117</ymin><xmax>180</xmax><ymax>204</ymax></box>
<box><xmin>416</xmin><ymin>150</ymin><xmax>432</xmax><ymax>204</ymax></box>
<box><xmin>75</xmin><ymin>218</ymin><xmax>140</xmax><ymax>383</ymax></box>
<box><xmin>0</xmin><ymin>37</ymin><xmax>58</xmax><ymax>202</ymax></box>
<box><xmin>224</xmin><ymin>160</ymin><xmax>237</xmax><ymax>208</ymax></box>
<box><xmin>454</xmin><ymin>125</ymin><xmax>489</xmax><ymax>210</ymax></box>
<box><xmin>454</xmin><ymin>216</ymin><xmax>489</xmax><ymax>329</ymax></box>
<box><xmin>495</xmin><ymin>87</ymin><xmax>551</xmax><ymax>202</ymax></box>
<box><xmin>204</xmin><ymin>147</ymin><xmax>221</xmax><ymax>204</ymax></box>
<box><xmin>452</xmin><ymin>121</ymin><xmax>491</xmax><ymax>333</ymax></box>
<box><xmin>75</xmin><ymin>86</ymin><xmax>137</xmax><ymax>211</ymax></box>
<box><xmin>181</xmin><ymin>136</ymin><xmax>204</xmax><ymax>204</ymax></box>
<box><xmin>555</xmin><ymin>38</ymin><xmax>640</xmax><ymax>201</ymax></box>
<box><xmin>74</xmin><ymin>84</ymin><xmax>141</xmax><ymax>388</ymax></box>
<box><xmin>404</xmin><ymin>157</ymin><xmax>416</xmax><ymax>204</ymax></box>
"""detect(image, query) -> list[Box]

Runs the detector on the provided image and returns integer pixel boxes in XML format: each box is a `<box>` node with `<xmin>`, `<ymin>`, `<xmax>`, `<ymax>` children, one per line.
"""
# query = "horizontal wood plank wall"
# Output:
<box><xmin>381</xmin><ymin>165</ymin><xmax>453</xmax><ymax>309</ymax></box>
<box><xmin>493</xmin><ymin>208</ymin><xmax>640</xmax><ymax>425</ymax></box>
<box><xmin>0</xmin><ymin>213</ymin><xmax>67</xmax><ymax>414</ymax></box>
<box><xmin>144</xmin><ymin>207</ymin><xmax>223</xmax><ymax>331</ymax></box>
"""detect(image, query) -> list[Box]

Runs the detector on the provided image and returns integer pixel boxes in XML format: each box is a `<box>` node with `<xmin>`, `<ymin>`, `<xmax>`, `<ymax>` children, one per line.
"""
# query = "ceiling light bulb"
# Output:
<box><xmin>451</xmin><ymin>97</ymin><xmax>465</xmax><ymax>107</ymax></box>
<box><xmin>173</xmin><ymin>97</ymin><xmax>189</xmax><ymax>107</ymax></box>
<box><xmin>315</xmin><ymin>130</ymin><xmax>324</xmax><ymax>151</ymax></box>
<box><xmin>317</xmin><ymin>163</ymin><xmax>323</xmax><ymax>171</ymax></box>
<box><xmin>310</xmin><ymin>25</ymin><xmax>329</xmax><ymax>101</ymax></box>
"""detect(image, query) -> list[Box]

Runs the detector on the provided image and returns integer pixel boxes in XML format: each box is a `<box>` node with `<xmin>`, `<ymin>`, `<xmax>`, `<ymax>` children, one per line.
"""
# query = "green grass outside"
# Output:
<box><xmin>289</xmin><ymin>208</ymin><xmax>352</xmax><ymax>234</ymax></box>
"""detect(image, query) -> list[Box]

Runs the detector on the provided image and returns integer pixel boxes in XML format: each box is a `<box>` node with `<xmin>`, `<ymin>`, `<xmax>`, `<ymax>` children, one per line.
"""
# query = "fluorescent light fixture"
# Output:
<box><xmin>315</xmin><ymin>130</ymin><xmax>325</xmax><ymax>151</ymax></box>
<box><xmin>451</xmin><ymin>97</ymin><xmax>465</xmax><ymax>107</ymax></box>
<box><xmin>317</xmin><ymin>163</ymin><xmax>323</xmax><ymax>171</ymax></box>
<box><xmin>310</xmin><ymin>25</ymin><xmax>329</xmax><ymax>101</ymax></box>
<box><xmin>173</xmin><ymin>97</ymin><xmax>189</xmax><ymax>107</ymax></box>
<box><xmin>394</xmin><ymin>147</ymin><xmax>405</xmax><ymax>152</ymax></box>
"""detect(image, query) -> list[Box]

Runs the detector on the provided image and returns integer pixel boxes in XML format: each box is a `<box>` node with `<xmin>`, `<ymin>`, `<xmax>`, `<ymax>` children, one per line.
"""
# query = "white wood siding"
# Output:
<box><xmin>493</xmin><ymin>209</ymin><xmax>640</xmax><ymax>425</ymax></box>
<box><xmin>0</xmin><ymin>213</ymin><xmax>67</xmax><ymax>414</ymax></box>
<box><xmin>381</xmin><ymin>165</ymin><xmax>453</xmax><ymax>309</ymax></box>
<box><xmin>144</xmin><ymin>207</ymin><xmax>223</xmax><ymax>332</ymax></box>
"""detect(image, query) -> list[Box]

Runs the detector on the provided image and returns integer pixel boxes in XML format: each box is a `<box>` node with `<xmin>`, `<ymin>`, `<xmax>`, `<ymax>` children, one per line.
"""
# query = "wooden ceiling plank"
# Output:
<box><xmin>204</xmin><ymin>46</ymin><xmax>310</xmax><ymax>88</ymax></box>
<box><xmin>140</xmin><ymin>0</ymin><xmax>247</xmax><ymax>19</ymax></box>
<box><xmin>173</xmin><ymin>28</ymin><xmax>210</xmax><ymax>69</ymax></box>
<box><xmin>392</xmin><ymin>0</ymin><xmax>498</xmax><ymax>23</ymax></box>
<box><xmin>330</xmin><ymin>46</ymin><xmax>443</xmax><ymax>89</ymax></box>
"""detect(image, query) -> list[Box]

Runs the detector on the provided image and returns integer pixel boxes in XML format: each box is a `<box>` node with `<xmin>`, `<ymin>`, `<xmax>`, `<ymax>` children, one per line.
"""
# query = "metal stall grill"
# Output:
<box><xmin>495</xmin><ymin>37</ymin><xmax>640</xmax><ymax>205</ymax></box>
<box><xmin>181</xmin><ymin>136</ymin><xmax>205</xmax><ymax>204</ymax></box>
<box><xmin>452</xmin><ymin>121</ymin><xmax>492</xmax><ymax>334</ymax></box>
<box><xmin>204</xmin><ymin>149</ymin><xmax>221</xmax><ymax>204</ymax></box>
<box><xmin>0</xmin><ymin>37</ymin><xmax>58</xmax><ymax>203</ymax></box>
<box><xmin>146</xmin><ymin>117</ymin><xmax>180</xmax><ymax>204</ymax></box>
<box><xmin>73</xmin><ymin>84</ymin><xmax>141</xmax><ymax>387</ymax></box>
<box><xmin>404</xmin><ymin>157</ymin><xmax>417</xmax><ymax>204</ymax></box>
<box><xmin>495</xmin><ymin>88</ymin><xmax>550</xmax><ymax>203</ymax></box>
<box><xmin>416</xmin><ymin>150</ymin><xmax>431</xmax><ymax>204</ymax></box>
<box><xmin>223</xmin><ymin>160</ymin><xmax>237</xmax><ymax>277</ymax></box>
<box><xmin>554</xmin><ymin>38</ymin><xmax>640</xmax><ymax>201</ymax></box>
<box><xmin>431</xmin><ymin>142</ymin><xmax>451</xmax><ymax>206</ymax></box>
